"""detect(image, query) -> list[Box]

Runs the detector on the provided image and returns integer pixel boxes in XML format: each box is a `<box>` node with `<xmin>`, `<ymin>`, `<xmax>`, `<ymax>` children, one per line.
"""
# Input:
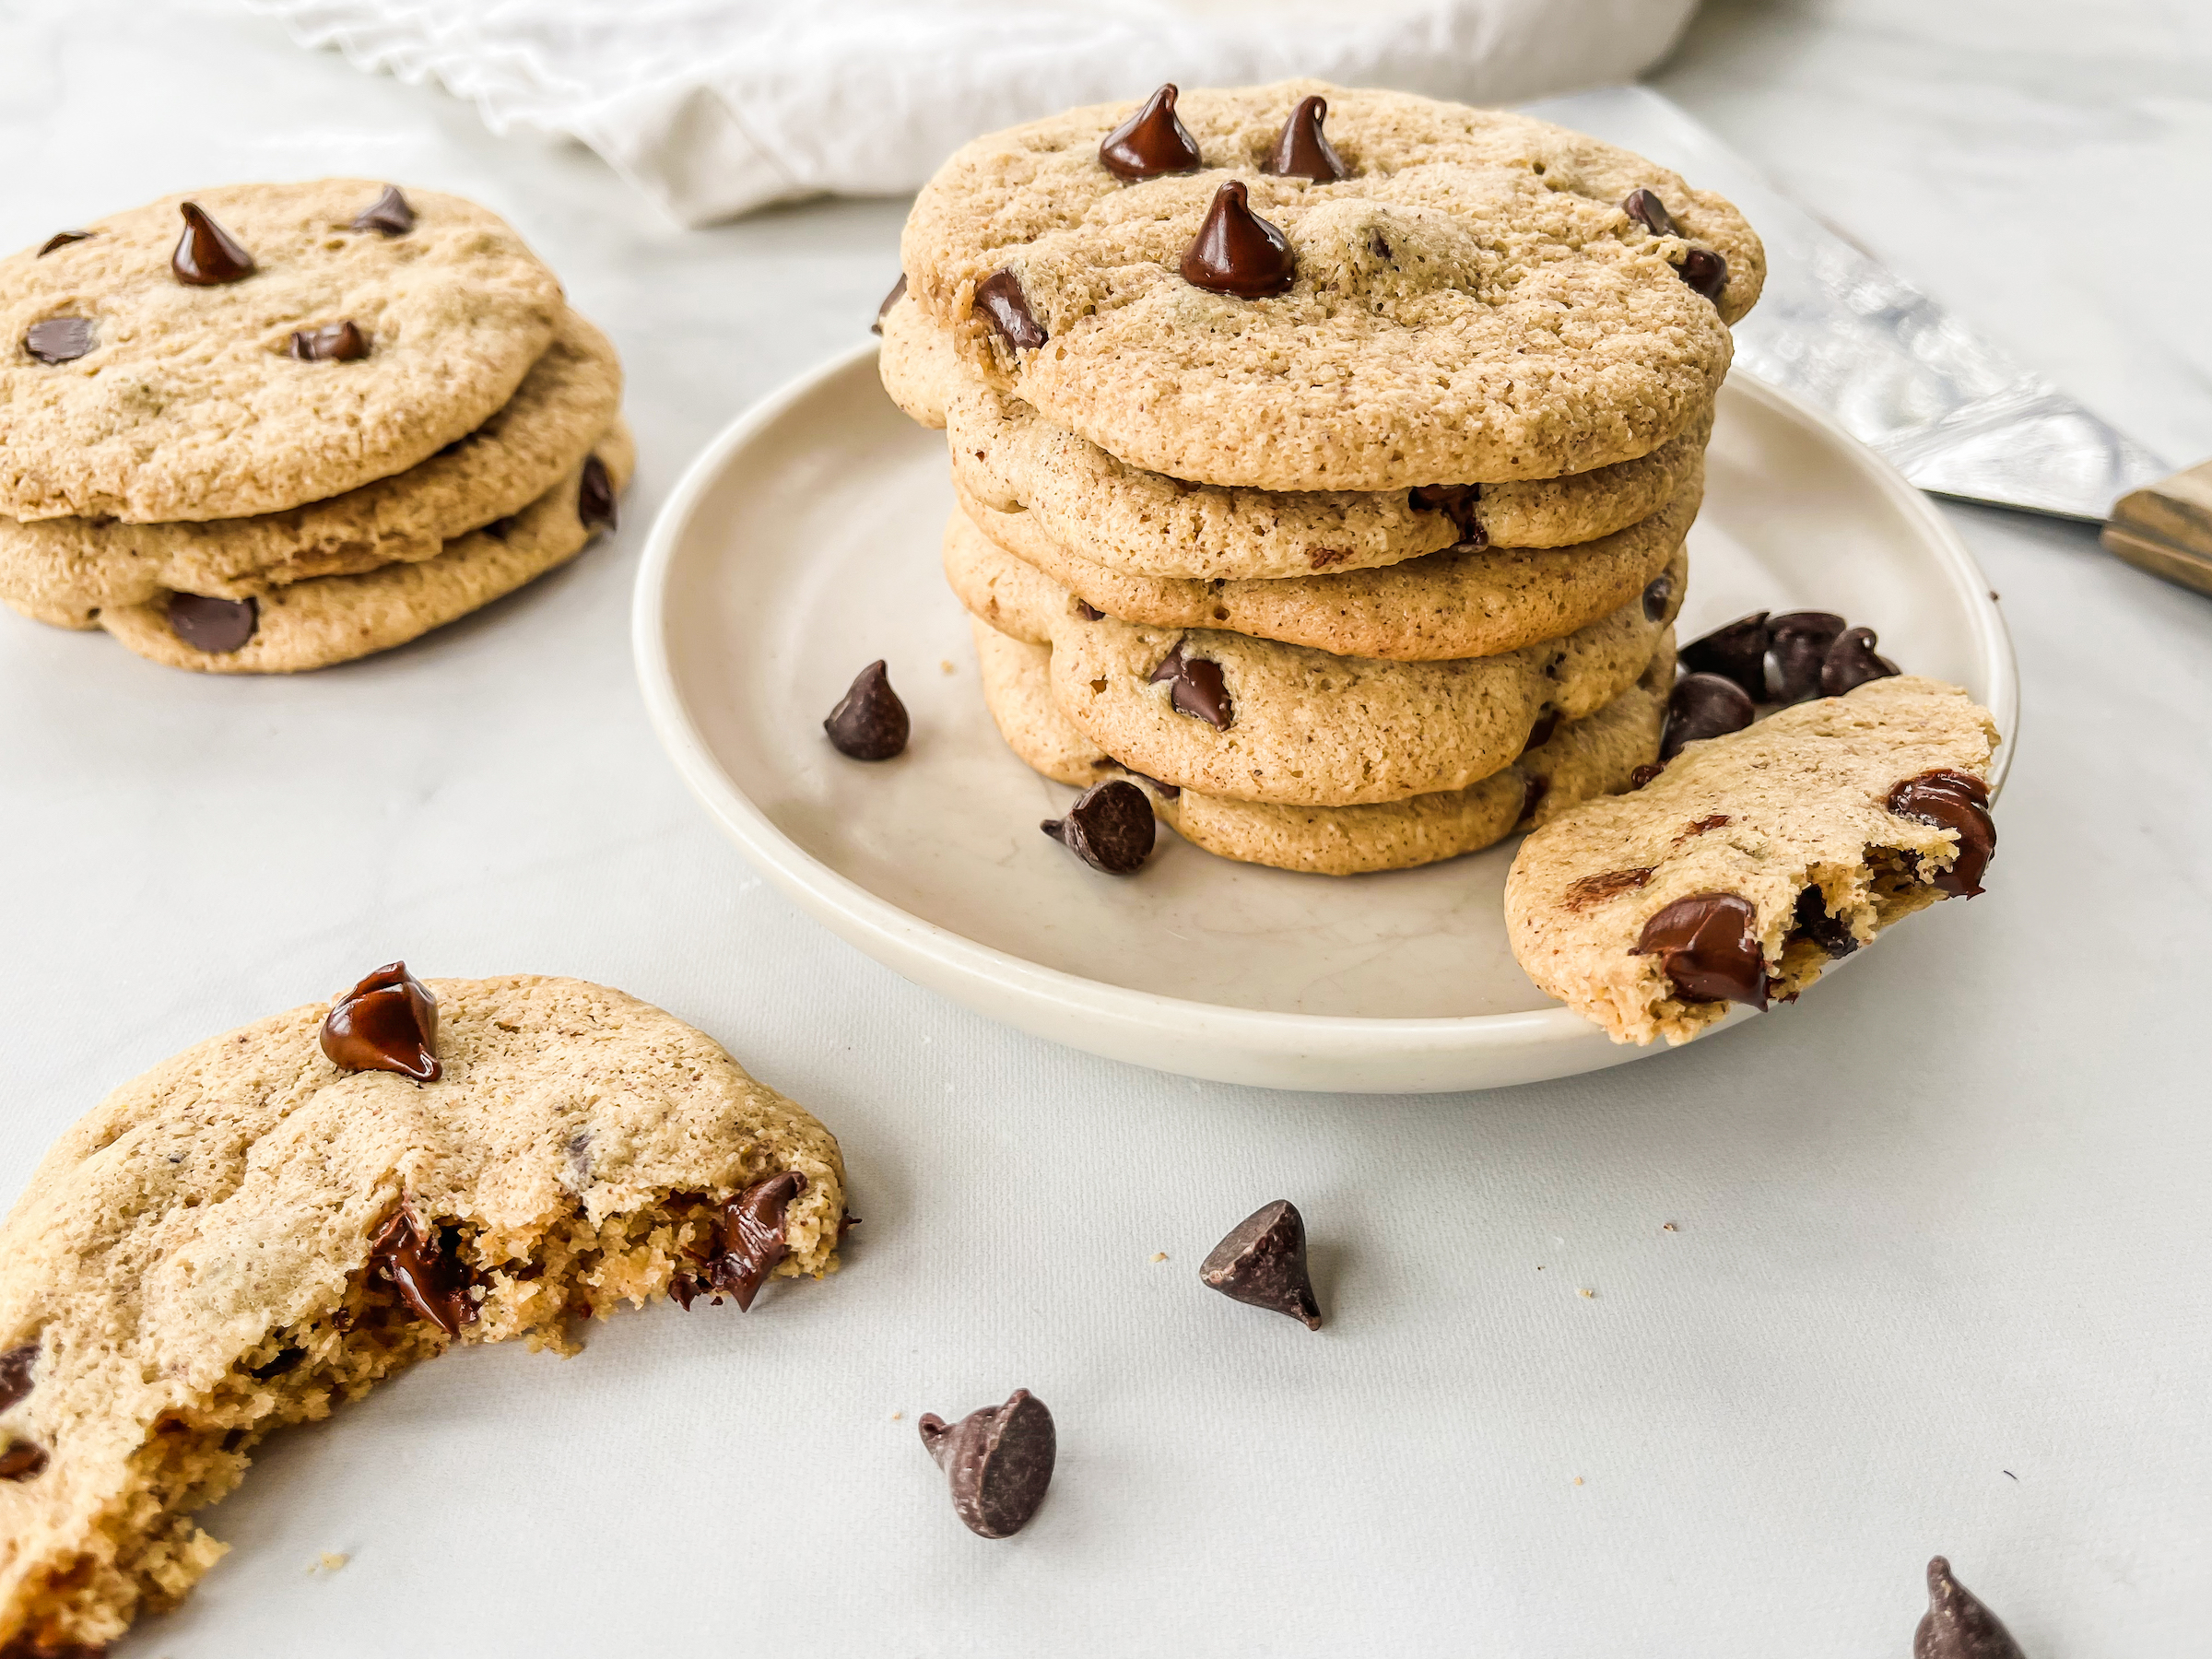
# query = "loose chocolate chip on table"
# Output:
<box><xmin>368</xmin><ymin>1206</ymin><xmax>476</xmax><ymax>1336</ymax></box>
<box><xmin>1659</xmin><ymin>672</ymin><xmax>1756</xmax><ymax>760</ymax></box>
<box><xmin>1263</xmin><ymin>94</ymin><xmax>1348</xmax><ymax>182</ymax></box>
<box><xmin>0</xmin><ymin>1441</ymin><xmax>48</xmax><ymax>1481</ymax></box>
<box><xmin>1821</xmin><ymin>625</ymin><xmax>1900</xmax><ymax>695</ymax></box>
<box><xmin>1792</xmin><ymin>885</ymin><xmax>1858</xmax><ymax>958</ymax></box>
<box><xmin>1407</xmin><ymin>482</ymin><xmax>1483</xmax><ymax>543</ymax></box>
<box><xmin>1633</xmin><ymin>892</ymin><xmax>1769</xmax><ymax>1009</ymax></box>
<box><xmin>1768</xmin><ymin>610</ymin><xmax>1846</xmax><ymax>703</ymax></box>
<box><xmin>37</xmin><ymin>229</ymin><xmax>94</xmax><ymax>257</ymax></box>
<box><xmin>1677</xmin><ymin>247</ymin><xmax>1728</xmax><ymax>301</ymax></box>
<box><xmin>288</xmin><ymin>321</ymin><xmax>370</xmax><ymax>362</ymax></box>
<box><xmin>918</xmin><ymin>1389</ymin><xmax>1056</xmax><ymax>1538</ymax></box>
<box><xmin>166</xmin><ymin>593</ymin><xmax>258</xmax><ymax>654</ymax></box>
<box><xmin>972</xmin><ymin>267</ymin><xmax>1047</xmax><ymax>352</ymax></box>
<box><xmin>1679</xmin><ymin>611</ymin><xmax>1770</xmax><ymax>701</ymax></box>
<box><xmin>1887</xmin><ymin>770</ymin><xmax>1994</xmax><ymax>897</ymax></box>
<box><xmin>1641</xmin><ymin>573</ymin><xmax>1676</xmax><ymax>623</ymax></box>
<box><xmin>1147</xmin><ymin>640</ymin><xmax>1233</xmax><ymax>728</ymax></box>
<box><xmin>171</xmin><ymin>201</ymin><xmax>255</xmax><ymax>286</ymax></box>
<box><xmin>351</xmin><ymin>184</ymin><xmax>416</xmax><ymax>236</ymax></box>
<box><xmin>871</xmin><ymin>273</ymin><xmax>907</xmax><ymax>335</ymax></box>
<box><xmin>577</xmin><ymin>453</ymin><xmax>618</xmax><ymax>534</ymax></box>
<box><xmin>1180</xmin><ymin>181</ymin><xmax>1296</xmax><ymax>299</ymax></box>
<box><xmin>1041</xmin><ymin>779</ymin><xmax>1156</xmax><ymax>876</ymax></box>
<box><xmin>1914</xmin><ymin>1557</ymin><xmax>2026</xmax><ymax>1659</ymax></box>
<box><xmin>1620</xmin><ymin>187</ymin><xmax>1680</xmax><ymax>238</ymax></box>
<box><xmin>320</xmin><ymin>960</ymin><xmax>441</xmax><ymax>1081</ymax></box>
<box><xmin>0</xmin><ymin>1344</ymin><xmax>36</xmax><ymax>1413</ymax></box>
<box><xmin>1200</xmin><ymin>1199</ymin><xmax>1322</xmax><ymax>1329</ymax></box>
<box><xmin>24</xmin><ymin>317</ymin><xmax>94</xmax><ymax>364</ymax></box>
<box><xmin>1099</xmin><ymin>83</ymin><xmax>1202</xmax><ymax>181</ymax></box>
<box><xmin>824</xmin><ymin>660</ymin><xmax>910</xmax><ymax>759</ymax></box>
<box><xmin>709</xmin><ymin>1172</ymin><xmax>807</xmax><ymax>1312</ymax></box>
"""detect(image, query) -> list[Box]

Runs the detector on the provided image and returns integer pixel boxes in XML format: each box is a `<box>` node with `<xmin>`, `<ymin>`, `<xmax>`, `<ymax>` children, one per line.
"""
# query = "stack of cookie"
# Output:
<box><xmin>1</xmin><ymin>181</ymin><xmax>629</xmax><ymax>674</ymax></box>
<box><xmin>879</xmin><ymin>82</ymin><xmax>1762</xmax><ymax>874</ymax></box>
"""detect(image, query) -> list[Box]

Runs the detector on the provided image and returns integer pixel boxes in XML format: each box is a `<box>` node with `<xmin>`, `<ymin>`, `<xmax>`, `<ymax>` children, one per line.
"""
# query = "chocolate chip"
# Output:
<box><xmin>368</xmin><ymin>1206</ymin><xmax>476</xmax><ymax>1336</ymax></box>
<box><xmin>919</xmin><ymin>1389</ymin><xmax>1056</xmax><ymax>1538</ymax></box>
<box><xmin>1821</xmin><ymin>625</ymin><xmax>1900</xmax><ymax>695</ymax></box>
<box><xmin>824</xmin><ymin>659</ymin><xmax>910</xmax><ymax>759</ymax></box>
<box><xmin>1099</xmin><ymin>83</ymin><xmax>1202</xmax><ymax>181</ymax></box>
<box><xmin>351</xmin><ymin>185</ymin><xmax>415</xmax><ymax>236</ymax></box>
<box><xmin>1677</xmin><ymin>247</ymin><xmax>1728</xmax><ymax>302</ymax></box>
<box><xmin>1074</xmin><ymin>599</ymin><xmax>1103</xmax><ymax>622</ymax></box>
<box><xmin>1791</xmin><ymin>885</ymin><xmax>1858</xmax><ymax>958</ymax></box>
<box><xmin>1519</xmin><ymin>774</ymin><xmax>1548</xmax><ymax>823</ymax></box>
<box><xmin>1041</xmin><ymin>779</ymin><xmax>1155</xmax><ymax>875</ymax></box>
<box><xmin>1887</xmin><ymin>769</ymin><xmax>1994</xmax><ymax>897</ymax></box>
<box><xmin>709</xmin><ymin>1172</ymin><xmax>806</xmax><ymax>1312</ymax></box>
<box><xmin>171</xmin><ymin>201</ymin><xmax>255</xmax><ymax>286</ymax></box>
<box><xmin>1768</xmin><ymin>610</ymin><xmax>1845</xmax><ymax>703</ymax></box>
<box><xmin>1407</xmin><ymin>483</ymin><xmax>1483</xmax><ymax>542</ymax></box>
<box><xmin>0</xmin><ymin>1441</ymin><xmax>47</xmax><ymax>1481</ymax></box>
<box><xmin>1914</xmin><ymin>1557</ymin><xmax>2026</xmax><ymax>1659</ymax></box>
<box><xmin>1563</xmin><ymin>865</ymin><xmax>1653</xmax><ymax>910</ymax></box>
<box><xmin>1628</xmin><ymin>762</ymin><xmax>1665</xmax><ymax>790</ymax></box>
<box><xmin>288</xmin><ymin>321</ymin><xmax>369</xmax><ymax>362</ymax></box>
<box><xmin>1147</xmin><ymin>640</ymin><xmax>1232</xmax><ymax>728</ymax></box>
<box><xmin>1521</xmin><ymin>709</ymin><xmax>1559</xmax><ymax>753</ymax></box>
<box><xmin>0</xmin><ymin>1345</ymin><xmax>36</xmax><ymax>1413</ymax></box>
<box><xmin>871</xmin><ymin>273</ymin><xmax>907</xmax><ymax>335</ymax></box>
<box><xmin>1659</xmin><ymin>673</ymin><xmax>1756</xmax><ymax>761</ymax></box>
<box><xmin>1641</xmin><ymin>573</ymin><xmax>1675</xmax><ymax>623</ymax></box>
<box><xmin>24</xmin><ymin>317</ymin><xmax>94</xmax><ymax>364</ymax></box>
<box><xmin>482</xmin><ymin>515</ymin><xmax>517</xmax><ymax>542</ymax></box>
<box><xmin>973</xmin><ymin>267</ymin><xmax>1046</xmax><ymax>352</ymax></box>
<box><xmin>36</xmin><ymin>229</ymin><xmax>94</xmax><ymax>257</ymax></box>
<box><xmin>1621</xmin><ymin>187</ymin><xmax>1679</xmax><ymax>238</ymax></box>
<box><xmin>577</xmin><ymin>454</ymin><xmax>618</xmax><ymax>535</ymax></box>
<box><xmin>1200</xmin><ymin>1199</ymin><xmax>1321</xmax><ymax>1330</ymax></box>
<box><xmin>1634</xmin><ymin>892</ymin><xmax>1769</xmax><ymax>1008</ymax></box>
<box><xmin>166</xmin><ymin>594</ymin><xmax>258</xmax><ymax>654</ymax></box>
<box><xmin>320</xmin><ymin>961</ymin><xmax>441</xmax><ymax>1082</ymax></box>
<box><xmin>1679</xmin><ymin>612</ymin><xmax>1770</xmax><ymax>701</ymax></box>
<box><xmin>1262</xmin><ymin>94</ymin><xmax>1348</xmax><ymax>182</ymax></box>
<box><xmin>1180</xmin><ymin>180</ymin><xmax>1296</xmax><ymax>299</ymax></box>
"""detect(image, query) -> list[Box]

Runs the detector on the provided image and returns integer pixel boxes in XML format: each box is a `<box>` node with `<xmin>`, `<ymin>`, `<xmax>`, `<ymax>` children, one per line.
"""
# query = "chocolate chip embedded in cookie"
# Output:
<box><xmin>320</xmin><ymin>961</ymin><xmax>441</xmax><ymax>1081</ymax></box>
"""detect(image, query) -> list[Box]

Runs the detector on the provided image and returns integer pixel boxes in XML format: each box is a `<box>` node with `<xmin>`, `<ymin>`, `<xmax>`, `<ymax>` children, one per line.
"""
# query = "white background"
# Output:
<box><xmin>2</xmin><ymin>2</ymin><xmax>2208</xmax><ymax>1653</ymax></box>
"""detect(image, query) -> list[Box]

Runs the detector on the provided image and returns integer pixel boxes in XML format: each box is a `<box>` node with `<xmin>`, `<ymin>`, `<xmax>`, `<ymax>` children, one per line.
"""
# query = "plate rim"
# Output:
<box><xmin>631</xmin><ymin>338</ymin><xmax>2018</xmax><ymax>1075</ymax></box>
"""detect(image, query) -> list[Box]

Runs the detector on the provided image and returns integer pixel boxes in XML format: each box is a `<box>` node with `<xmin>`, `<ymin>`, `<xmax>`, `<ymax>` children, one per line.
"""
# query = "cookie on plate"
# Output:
<box><xmin>0</xmin><ymin>969</ymin><xmax>846</xmax><ymax>1655</ymax></box>
<box><xmin>901</xmin><ymin>81</ymin><xmax>1760</xmax><ymax>489</ymax></box>
<box><xmin>1504</xmin><ymin>676</ymin><xmax>1999</xmax><ymax>1044</ymax></box>
<box><xmin>876</xmin><ymin>289</ymin><xmax>958</xmax><ymax>429</ymax></box>
<box><xmin>2</xmin><ymin>181</ymin><xmax>564</xmax><ymax>523</ymax></box>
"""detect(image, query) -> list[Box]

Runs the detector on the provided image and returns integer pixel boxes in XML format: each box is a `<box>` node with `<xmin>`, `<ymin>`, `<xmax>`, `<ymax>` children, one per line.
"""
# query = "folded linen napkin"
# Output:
<box><xmin>244</xmin><ymin>0</ymin><xmax>1700</xmax><ymax>227</ymax></box>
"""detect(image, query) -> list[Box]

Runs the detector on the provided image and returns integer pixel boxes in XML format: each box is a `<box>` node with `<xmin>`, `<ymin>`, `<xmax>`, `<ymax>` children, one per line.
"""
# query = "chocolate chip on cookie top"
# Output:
<box><xmin>288</xmin><ymin>320</ymin><xmax>370</xmax><ymax>361</ymax></box>
<box><xmin>321</xmin><ymin>961</ymin><xmax>441</xmax><ymax>1081</ymax></box>
<box><xmin>171</xmin><ymin>201</ymin><xmax>255</xmax><ymax>286</ymax></box>
<box><xmin>350</xmin><ymin>183</ymin><xmax>416</xmax><ymax>236</ymax></box>
<box><xmin>1632</xmin><ymin>892</ymin><xmax>1770</xmax><ymax>1009</ymax></box>
<box><xmin>972</xmin><ymin>267</ymin><xmax>1046</xmax><ymax>352</ymax></box>
<box><xmin>1099</xmin><ymin>83</ymin><xmax>1203</xmax><ymax>181</ymax></box>
<box><xmin>22</xmin><ymin>317</ymin><xmax>93</xmax><ymax>365</ymax></box>
<box><xmin>1620</xmin><ymin>187</ymin><xmax>1677</xmax><ymax>236</ymax></box>
<box><xmin>1180</xmin><ymin>180</ymin><xmax>1296</xmax><ymax>298</ymax></box>
<box><xmin>35</xmin><ymin>230</ymin><xmax>94</xmax><ymax>257</ymax></box>
<box><xmin>1262</xmin><ymin>94</ymin><xmax>1348</xmax><ymax>182</ymax></box>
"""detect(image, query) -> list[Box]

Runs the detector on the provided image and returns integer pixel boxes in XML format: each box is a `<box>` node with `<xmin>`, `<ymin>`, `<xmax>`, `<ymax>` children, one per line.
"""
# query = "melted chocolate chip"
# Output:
<box><xmin>577</xmin><ymin>454</ymin><xmax>618</xmax><ymax>534</ymax></box>
<box><xmin>1041</xmin><ymin>779</ymin><xmax>1156</xmax><ymax>876</ymax></box>
<box><xmin>1887</xmin><ymin>769</ymin><xmax>1994</xmax><ymax>897</ymax></box>
<box><xmin>919</xmin><ymin>1390</ymin><xmax>1056</xmax><ymax>1538</ymax></box>
<box><xmin>1563</xmin><ymin>866</ymin><xmax>1653</xmax><ymax>910</ymax></box>
<box><xmin>1821</xmin><ymin>625</ymin><xmax>1900</xmax><ymax>696</ymax></box>
<box><xmin>1768</xmin><ymin>610</ymin><xmax>1845</xmax><ymax>703</ymax></box>
<box><xmin>1914</xmin><ymin>1557</ymin><xmax>2026</xmax><ymax>1659</ymax></box>
<box><xmin>1262</xmin><ymin>95</ymin><xmax>1348</xmax><ymax>182</ymax></box>
<box><xmin>1200</xmin><ymin>1199</ymin><xmax>1321</xmax><ymax>1329</ymax></box>
<box><xmin>1522</xmin><ymin>709</ymin><xmax>1559</xmax><ymax>753</ymax></box>
<box><xmin>166</xmin><ymin>594</ymin><xmax>258</xmax><ymax>654</ymax></box>
<box><xmin>37</xmin><ymin>229</ymin><xmax>94</xmax><ymax>257</ymax></box>
<box><xmin>1792</xmin><ymin>885</ymin><xmax>1858</xmax><ymax>958</ymax></box>
<box><xmin>351</xmin><ymin>185</ymin><xmax>415</xmax><ymax>236</ymax></box>
<box><xmin>368</xmin><ymin>1206</ymin><xmax>476</xmax><ymax>1336</ymax></box>
<box><xmin>0</xmin><ymin>1441</ymin><xmax>48</xmax><ymax>1481</ymax></box>
<box><xmin>1147</xmin><ymin>640</ymin><xmax>1232</xmax><ymax>728</ymax></box>
<box><xmin>288</xmin><ymin>321</ymin><xmax>369</xmax><ymax>362</ymax></box>
<box><xmin>1677</xmin><ymin>247</ymin><xmax>1728</xmax><ymax>302</ymax></box>
<box><xmin>1679</xmin><ymin>612</ymin><xmax>1770</xmax><ymax>701</ymax></box>
<box><xmin>1633</xmin><ymin>892</ymin><xmax>1769</xmax><ymax>1008</ymax></box>
<box><xmin>1099</xmin><ymin>83</ymin><xmax>1202</xmax><ymax>181</ymax></box>
<box><xmin>871</xmin><ymin>273</ymin><xmax>907</xmax><ymax>335</ymax></box>
<box><xmin>1641</xmin><ymin>573</ymin><xmax>1676</xmax><ymax>623</ymax></box>
<box><xmin>1621</xmin><ymin>187</ymin><xmax>1679</xmax><ymax>238</ymax></box>
<box><xmin>171</xmin><ymin>202</ymin><xmax>255</xmax><ymax>286</ymax></box>
<box><xmin>0</xmin><ymin>1345</ymin><xmax>36</xmax><ymax>1413</ymax></box>
<box><xmin>824</xmin><ymin>659</ymin><xmax>910</xmax><ymax>759</ymax></box>
<box><xmin>709</xmin><ymin>1172</ymin><xmax>807</xmax><ymax>1312</ymax></box>
<box><xmin>1407</xmin><ymin>483</ymin><xmax>1483</xmax><ymax>542</ymax></box>
<box><xmin>973</xmin><ymin>268</ymin><xmax>1046</xmax><ymax>352</ymax></box>
<box><xmin>1180</xmin><ymin>181</ymin><xmax>1296</xmax><ymax>299</ymax></box>
<box><xmin>320</xmin><ymin>961</ymin><xmax>441</xmax><ymax>1081</ymax></box>
<box><xmin>24</xmin><ymin>317</ymin><xmax>94</xmax><ymax>364</ymax></box>
<box><xmin>1660</xmin><ymin>673</ymin><xmax>1756</xmax><ymax>760</ymax></box>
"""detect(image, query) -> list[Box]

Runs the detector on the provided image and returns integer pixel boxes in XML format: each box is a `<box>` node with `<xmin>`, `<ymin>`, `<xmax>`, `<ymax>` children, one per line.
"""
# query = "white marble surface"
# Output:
<box><xmin>2</xmin><ymin>2</ymin><xmax>2208</xmax><ymax>1654</ymax></box>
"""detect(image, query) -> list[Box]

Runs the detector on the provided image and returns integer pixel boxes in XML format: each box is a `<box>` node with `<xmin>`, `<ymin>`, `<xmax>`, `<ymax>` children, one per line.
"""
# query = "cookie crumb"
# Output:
<box><xmin>1149</xmin><ymin>1252</ymin><xmax>1168</xmax><ymax>1263</ymax></box>
<box><xmin>1661</xmin><ymin>1221</ymin><xmax>1677</xmax><ymax>1232</ymax></box>
<box><xmin>940</xmin><ymin>659</ymin><xmax>956</xmax><ymax>674</ymax></box>
<box><xmin>1572</xmin><ymin>1477</ymin><xmax>1583</xmax><ymax>1487</ymax></box>
<box><xmin>1577</xmin><ymin>1287</ymin><xmax>1595</xmax><ymax>1299</ymax></box>
<box><xmin>891</xmin><ymin>1411</ymin><xmax>903</xmax><ymax>1421</ymax></box>
<box><xmin>308</xmin><ymin>1552</ymin><xmax>348</xmax><ymax>1574</ymax></box>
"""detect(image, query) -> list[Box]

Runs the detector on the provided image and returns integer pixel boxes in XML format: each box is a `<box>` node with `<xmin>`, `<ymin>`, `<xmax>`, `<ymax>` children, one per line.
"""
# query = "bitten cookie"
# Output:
<box><xmin>2</xmin><ymin>181</ymin><xmax>564</xmax><ymax>523</ymax></box>
<box><xmin>0</xmin><ymin>970</ymin><xmax>846</xmax><ymax>1655</ymax></box>
<box><xmin>0</xmin><ymin>310</ymin><xmax>622</xmax><ymax>626</ymax></box>
<box><xmin>901</xmin><ymin>81</ymin><xmax>1760</xmax><ymax>489</ymax></box>
<box><xmin>1504</xmin><ymin>676</ymin><xmax>1999</xmax><ymax>1044</ymax></box>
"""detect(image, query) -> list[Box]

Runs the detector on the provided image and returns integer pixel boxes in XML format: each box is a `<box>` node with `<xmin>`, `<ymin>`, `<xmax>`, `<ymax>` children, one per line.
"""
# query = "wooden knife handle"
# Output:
<box><xmin>2104</xmin><ymin>457</ymin><xmax>2212</xmax><ymax>596</ymax></box>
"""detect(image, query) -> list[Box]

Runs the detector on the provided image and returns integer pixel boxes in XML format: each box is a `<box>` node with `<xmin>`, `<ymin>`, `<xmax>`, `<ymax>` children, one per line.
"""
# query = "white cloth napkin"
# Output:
<box><xmin>243</xmin><ymin>0</ymin><xmax>1700</xmax><ymax>227</ymax></box>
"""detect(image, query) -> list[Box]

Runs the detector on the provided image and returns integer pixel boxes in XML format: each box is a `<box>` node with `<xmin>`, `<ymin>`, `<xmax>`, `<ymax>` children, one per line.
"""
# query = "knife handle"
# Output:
<box><xmin>2104</xmin><ymin>458</ymin><xmax>2212</xmax><ymax>597</ymax></box>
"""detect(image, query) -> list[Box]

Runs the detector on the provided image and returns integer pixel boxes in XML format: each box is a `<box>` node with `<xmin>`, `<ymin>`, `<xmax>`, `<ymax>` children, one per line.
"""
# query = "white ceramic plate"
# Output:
<box><xmin>633</xmin><ymin>343</ymin><xmax>2017</xmax><ymax>1094</ymax></box>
